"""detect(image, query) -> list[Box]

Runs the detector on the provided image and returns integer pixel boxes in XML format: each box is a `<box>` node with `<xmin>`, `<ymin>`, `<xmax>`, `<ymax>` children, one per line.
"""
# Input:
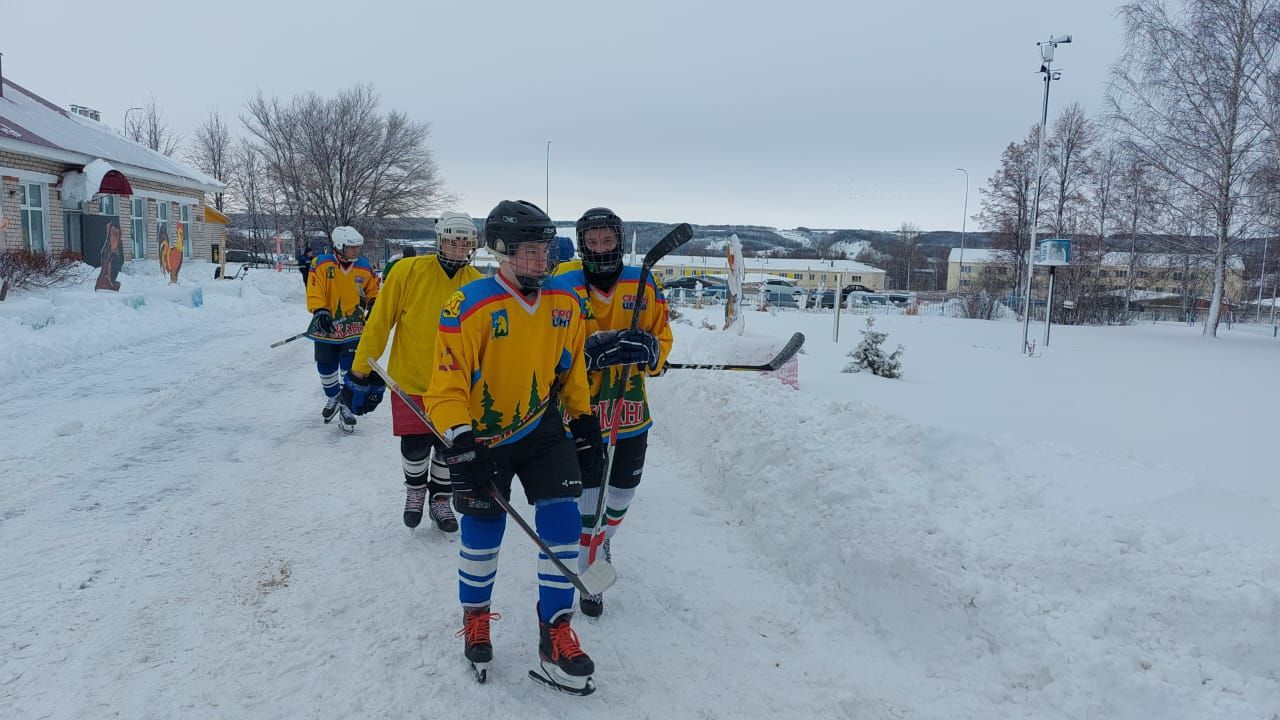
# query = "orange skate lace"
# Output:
<box><xmin>456</xmin><ymin>610</ymin><xmax>501</xmax><ymax>644</ymax></box>
<box><xmin>549</xmin><ymin>620</ymin><xmax>587</xmax><ymax>660</ymax></box>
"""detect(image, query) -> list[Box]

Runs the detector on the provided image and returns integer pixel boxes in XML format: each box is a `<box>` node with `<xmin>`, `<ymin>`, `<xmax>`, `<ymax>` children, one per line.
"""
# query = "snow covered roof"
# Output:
<box><xmin>655</xmin><ymin>254</ymin><xmax>884</xmax><ymax>274</ymax></box>
<box><xmin>0</xmin><ymin>77</ymin><xmax>223</xmax><ymax>193</ymax></box>
<box><xmin>948</xmin><ymin>247</ymin><xmax>1245</xmax><ymax>270</ymax></box>
<box><xmin>948</xmin><ymin>248</ymin><xmax>1012</xmax><ymax>264</ymax></box>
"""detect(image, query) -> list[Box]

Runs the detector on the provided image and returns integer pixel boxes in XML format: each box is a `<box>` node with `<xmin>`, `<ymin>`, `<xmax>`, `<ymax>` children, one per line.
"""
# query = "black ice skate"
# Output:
<box><xmin>429</xmin><ymin>493</ymin><xmax>459</xmax><ymax>533</ymax></box>
<box><xmin>457</xmin><ymin>607</ymin><xmax>501</xmax><ymax>683</ymax></box>
<box><xmin>336</xmin><ymin>402</ymin><xmax>357</xmax><ymax>433</ymax></box>
<box><xmin>403</xmin><ymin>484</ymin><xmax>427</xmax><ymax>529</ymax></box>
<box><xmin>322</xmin><ymin>395</ymin><xmax>340</xmax><ymax>423</ymax></box>
<box><xmin>529</xmin><ymin>609</ymin><xmax>595</xmax><ymax>696</ymax></box>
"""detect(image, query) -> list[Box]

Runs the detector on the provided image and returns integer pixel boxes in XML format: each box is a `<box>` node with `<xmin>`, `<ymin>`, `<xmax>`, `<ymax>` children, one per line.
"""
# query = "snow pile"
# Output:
<box><xmin>651</xmin><ymin>309</ymin><xmax>1280</xmax><ymax>719</ymax></box>
<box><xmin>0</xmin><ymin>260</ymin><xmax>305</xmax><ymax>378</ymax></box>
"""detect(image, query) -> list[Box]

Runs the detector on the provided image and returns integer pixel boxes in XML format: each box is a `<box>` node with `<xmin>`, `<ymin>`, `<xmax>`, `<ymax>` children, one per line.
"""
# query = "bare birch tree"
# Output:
<box><xmin>125</xmin><ymin>96</ymin><xmax>182</xmax><ymax>157</ymax></box>
<box><xmin>241</xmin><ymin>84</ymin><xmax>450</xmax><ymax>246</ymax></box>
<box><xmin>1108</xmin><ymin>0</ymin><xmax>1278</xmax><ymax>336</ymax></box>
<box><xmin>187</xmin><ymin>109</ymin><xmax>234</xmax><ymax>211</ymax></box>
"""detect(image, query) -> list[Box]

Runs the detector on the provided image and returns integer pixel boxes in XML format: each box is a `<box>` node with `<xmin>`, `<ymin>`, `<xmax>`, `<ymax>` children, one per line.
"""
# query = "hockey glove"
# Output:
<box><xmin>445</xmin><ymin>431</ymin><xmax>503</xmax><ymax>518</ymax></box>
<box><xmin>312</xmin><ymin>308</ymin><xmax>335</xmax><ymax>335</ymax></box>
<box><xmin>340</xmin><ymin>373</ymin><xmax>386</xmax><ymax>415</ymax></box>
<box><xmin>568</xmin><ymin>414</ymin><xmax>608</xmax><ymax>487</ymax></box>
<box><xmin>584</xmin><ymin>330</ymin><xmax>622</xmax><ymax>372</ymax></box>
<box><xmin>616</xmin><ymin>329</ymin><xmax>661</xmax><ymax>370</ymax></box>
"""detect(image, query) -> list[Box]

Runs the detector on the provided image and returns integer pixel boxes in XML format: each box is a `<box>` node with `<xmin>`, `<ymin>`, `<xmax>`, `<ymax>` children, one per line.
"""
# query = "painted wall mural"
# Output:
<box><xmin>82</xmin><ymin>215</ymin><xmax>123</xmax><ymax>292</ymax></box>
<box><xmin>158</xmin><ymin>223</ymin><xmax>184</xmax><ymax>284</ymax></box>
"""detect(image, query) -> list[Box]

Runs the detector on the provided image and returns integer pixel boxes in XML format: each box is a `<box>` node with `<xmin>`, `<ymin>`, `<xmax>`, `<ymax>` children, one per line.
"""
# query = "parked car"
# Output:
<box><xmin>223</xmin><ymin>249</ymin><xmax>274</xmax><ymax>266</ymax></box>
<box><xmin>858</xmin><ymin>293</ymin><xmax>890</xmax><ymax>306</ymax></box>
<box><xmin>885</xmin><ymin>292</ymin><xmax>918</xmax><ymax>306</ymax></box>
<box><xmin>806</xmin><ymin>289</ymin><xmax>840</xmax><ymax>309</ymax></box>
<box><xmin>842</xmin><ymin>283</ymin><xmax>876</xmax><ymax>296</ymax></box>
<box><xmin>761</xmin><ymin>289</ymin><xmax>800</xmax><ymax>308</ymax></box>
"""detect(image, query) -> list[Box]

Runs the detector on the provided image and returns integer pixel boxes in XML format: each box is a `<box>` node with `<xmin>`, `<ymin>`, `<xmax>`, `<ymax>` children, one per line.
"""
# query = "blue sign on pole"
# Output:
<box><xmin>1037</xmin><ymin>238</ymin><xmax>1071</xmax><ymax>266</ymax></box>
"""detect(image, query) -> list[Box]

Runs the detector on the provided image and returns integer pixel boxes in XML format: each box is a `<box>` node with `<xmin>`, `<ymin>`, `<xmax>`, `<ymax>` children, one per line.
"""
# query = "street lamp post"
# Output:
<box><xmin>955</xmin><ymin>168</ymin><xmax>969</xmax><ymax>293</ymax></box>
<box><xmin>1021</xmin><ymin>34</ymin><xmax>1071</xmax><ymax>355</ymax></box>
<box><xmin>123</xmin><ymin>106</ymin><xmax>143</xmax><ymax>138</ymax></box>
<box><xmin>1256</xmin><ymin>236</ymin><xmax>1269</xmax><ymax>322</ymax></box>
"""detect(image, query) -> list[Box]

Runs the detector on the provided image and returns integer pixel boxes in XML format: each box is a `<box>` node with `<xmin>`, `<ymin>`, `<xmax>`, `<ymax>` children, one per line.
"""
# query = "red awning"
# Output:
<box><xmin>98</xmin><ymin>169</ymin><xmax>133</xmax><ymax>195</ymax></box>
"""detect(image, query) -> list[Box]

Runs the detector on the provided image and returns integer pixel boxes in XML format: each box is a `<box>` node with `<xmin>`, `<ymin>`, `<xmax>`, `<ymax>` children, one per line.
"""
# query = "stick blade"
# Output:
<box><xmin>768</xmin><ymin>332</ymin><xmax>806</xmax><ymax>370</ymax></box>
<box><xmin>578</xmin><ymin>560</ymin><xmax>618</xmax><ymax>596</ymax></box>
<box><xmin>642</xmin><ymin>223</ymin><xmax>694</xmax><ymax>269</ymax></box>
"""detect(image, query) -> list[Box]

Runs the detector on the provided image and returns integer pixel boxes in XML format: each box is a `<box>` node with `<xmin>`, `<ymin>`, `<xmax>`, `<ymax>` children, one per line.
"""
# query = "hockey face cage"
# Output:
<box><xmin>437</xmin><ymin>226</ymin><xmax>479</xmax><ymax>273</ymax></box>
<box><xmin>576</xmin><ymin>209</ymin><xmax>624</xmax><ymax>274</ymax></box>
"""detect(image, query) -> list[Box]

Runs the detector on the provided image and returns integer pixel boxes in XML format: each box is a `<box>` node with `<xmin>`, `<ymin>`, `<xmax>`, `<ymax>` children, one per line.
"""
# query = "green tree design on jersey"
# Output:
<box><xmin>478</xmin><ymin>382</ymin><xmax>504</xmax><ymax>434</ymax></box>
<box><xmin>529</xmin><ymin>373</ymin><xmax>541</xmax><ymax>416</ymax></box>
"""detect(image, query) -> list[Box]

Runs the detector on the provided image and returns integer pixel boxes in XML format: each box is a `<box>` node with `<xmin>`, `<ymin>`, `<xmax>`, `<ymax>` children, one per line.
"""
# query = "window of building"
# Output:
<box><xmin>821</xmin><ymin>273</ymin><xmax>828</xmax><ymax>281</ymax></box>
<box><xmin>851</xmin><ymin>275</ymin><xmax>861</xmax><ymax>282</ymax></box>
<box><xmin>19</xmin><ymin>182</ymin><xmax>47</xmax><ymax>252</ymax></box>
<box><xmin>131</xmin><ymin>198</ymin><xmax>147</xmax><ymax>259</ymax></box>
<box><xmin>960</xmin><ymin>279</ymin><xmax>971</xmax><ymax>287</ymax></box>
<box><xmin>99</xmin><ymin>195</ymin><xmax>117</xmax><ymax>217</ymax></box>
<box><xmin>157</xmin><ymin>201</ymin><xmax>170</xmax><ymax>246</ymax></box>
<box><xmin>180</xmin><ymin>204</ymin><xmax>193</xmax><ymax>258</ymax></box>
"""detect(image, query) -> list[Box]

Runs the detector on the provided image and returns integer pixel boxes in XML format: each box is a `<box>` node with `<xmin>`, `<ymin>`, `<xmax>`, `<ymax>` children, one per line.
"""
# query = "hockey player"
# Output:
<box><xmin>346</xmin><ymin>212</ymin><xmax>483</xmax><ymax>532</ymax></box>
<box><xmin>561</xmin><ymin>207</ymin><xmax>673</xmax><ymax>618</ymax></box>
<box><xmin>425</xmin><ymin>199</ymin><xmax>606</xmax><ymax>694</ymax></box>
<box><xmin>306</xmin><ymin>226</ymin><xmax>380</xmax><ymax>433</ymax></box>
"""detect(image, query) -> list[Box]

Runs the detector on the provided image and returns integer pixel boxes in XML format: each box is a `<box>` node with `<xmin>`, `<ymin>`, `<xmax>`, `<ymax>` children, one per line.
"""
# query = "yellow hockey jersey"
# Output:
<box><xmin>351</xmin><ymin>255</ymin><xmax>483</xmax><ymax>394</ymax></box>
<box><xmin>306</xmin><ymin>255</ymin><xmax>381</xmax><ymax>342</ymax></box>
<box><xmin>555</xmin><ymin>264</ymin><xmax>673</xmax><ymax>439</ymax></box>
<box><xmin>425</xmin><ymin>271</ymin><xmax>593</xmax><ymax>447</ymax></box>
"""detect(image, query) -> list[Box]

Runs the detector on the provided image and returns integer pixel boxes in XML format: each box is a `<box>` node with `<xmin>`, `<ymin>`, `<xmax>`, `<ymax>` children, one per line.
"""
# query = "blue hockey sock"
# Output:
<box><xmin>535</xmin><ymin>498</ymin><xmax>579</xmax><ymax>623</ymax></box>
<box><xmin>459</xmin><ymin>513</ymin><xmax>506</xmax><ymax>608</ymax></box>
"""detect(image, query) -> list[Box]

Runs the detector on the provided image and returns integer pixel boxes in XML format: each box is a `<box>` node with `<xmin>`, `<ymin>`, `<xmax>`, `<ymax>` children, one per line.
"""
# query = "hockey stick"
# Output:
<box><xmin>586</xmin><ymin>223</ymin><xmax>695</xmax><ymax>566</ymax></box>
<box><xmin>367</xmin><ymin>359</ymin><xmax>616</xmax><ymax>597</ymax></box>
<box><xmin>269</xmin><ymin>331</ymin><xmax>309</xmax><ymax>349</ymax></box>
<box><xmin>663</xmin><ymin>332</ymin><xmax>806</xmax><ymax>372</ymax></box>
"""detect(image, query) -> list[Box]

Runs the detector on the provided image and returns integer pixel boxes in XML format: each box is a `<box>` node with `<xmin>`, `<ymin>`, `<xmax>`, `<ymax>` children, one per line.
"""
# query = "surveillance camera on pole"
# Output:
<box><xmin>1021</xmin><ymin>33</ymin><xmax>1072</xmax><ymax>355</ymax></box>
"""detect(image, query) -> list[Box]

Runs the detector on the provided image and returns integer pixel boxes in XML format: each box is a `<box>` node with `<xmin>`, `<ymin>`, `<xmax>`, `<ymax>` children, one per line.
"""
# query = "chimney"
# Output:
<box><xmin>69</xmin><ymin>104</ymin><xmax>101</xmax><ymax>122</ymax></box>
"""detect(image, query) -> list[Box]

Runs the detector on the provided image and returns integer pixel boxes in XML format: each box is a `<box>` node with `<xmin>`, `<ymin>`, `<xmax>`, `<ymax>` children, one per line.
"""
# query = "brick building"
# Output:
<box><xmin>0</xmin><ymin>74</ymin><xmax>223</xmax><ymax>263</ymax></box>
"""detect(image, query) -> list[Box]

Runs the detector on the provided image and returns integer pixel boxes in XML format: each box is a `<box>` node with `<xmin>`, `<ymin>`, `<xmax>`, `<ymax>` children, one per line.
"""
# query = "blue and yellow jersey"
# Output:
<box><xmin>307</xmin><ymin>254</ymin><xmax>380</xmax><ymax>342</ymax></box>
<box><xmin>554</xmin><ymin>264</ymin><xmax>673</xmax><ymax>439</ymax></box>
<box><xmin>352</xmin><ymin>256</ymin><xmax>482</xmax><ymax>394</ymax></box>
<box><xmin>424</xmin><ymin>272</ymin><xmax>592</xmax><ymax>447</ymax></box>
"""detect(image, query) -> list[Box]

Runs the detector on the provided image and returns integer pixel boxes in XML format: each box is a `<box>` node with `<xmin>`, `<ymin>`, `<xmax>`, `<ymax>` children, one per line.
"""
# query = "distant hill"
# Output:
<box><xmin>225</xmin><ymin>213</ymin><xmax>990</xmax><ymax>259</ymax></box>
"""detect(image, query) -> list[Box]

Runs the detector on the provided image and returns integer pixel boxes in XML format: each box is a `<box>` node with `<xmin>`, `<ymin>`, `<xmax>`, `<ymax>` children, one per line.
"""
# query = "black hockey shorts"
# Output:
<box><xmin>313</xmin><ymin>340</ymin><xmax>357</xmax><ymax>365</ymax></box>
<box><xmin>487</xmin><ymin>412</ymin><xmax>583</xmax><ymax>505</ymax></box>
<box><xmin>581</xmin><ymin>432</ymin><xmax>648</xmax><ymax>491</ymax></box>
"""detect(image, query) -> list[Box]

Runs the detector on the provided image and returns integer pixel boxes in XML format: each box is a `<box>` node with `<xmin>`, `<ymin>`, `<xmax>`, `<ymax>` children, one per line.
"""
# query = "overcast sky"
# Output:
<box><xmin>1</xmin><ymin>0</ymin><xmax>1127</xmax><ymax>231</ymax></box>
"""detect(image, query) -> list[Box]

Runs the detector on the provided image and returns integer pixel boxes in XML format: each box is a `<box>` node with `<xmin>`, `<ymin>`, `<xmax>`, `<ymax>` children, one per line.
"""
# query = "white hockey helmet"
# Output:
<box><xmin>435</xmin><ymin>212</ymin><xmax>480</xmax><ymax>272</ymax></box>
<box><xmin>331</xmin><ymin>226</ymin><xmax>364</xmax><ymax>249</ymax></box>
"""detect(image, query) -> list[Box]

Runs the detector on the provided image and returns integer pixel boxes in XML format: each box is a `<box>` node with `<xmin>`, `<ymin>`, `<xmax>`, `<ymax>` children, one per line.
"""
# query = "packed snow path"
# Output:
<box><xmin>1</xmin><ymin>301</ymin><xmax>887</xmax><ymax>719</ymax></box>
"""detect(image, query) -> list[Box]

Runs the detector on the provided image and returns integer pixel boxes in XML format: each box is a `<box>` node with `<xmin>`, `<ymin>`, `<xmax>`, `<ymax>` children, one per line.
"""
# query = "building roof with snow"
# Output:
<box><xmin>0</xmin><ymin>76</ymin><xmax>222</xmax><ymax>193</ymax></box>
<box><xmin>654</xmin><ymin>254</ymin><xmax>884</xmax><ymax>274</ymax></box>
<box><xmin>948</xmin><ymin>247</ymin><xmax>1245</xmax><ymax>270</ymax></box>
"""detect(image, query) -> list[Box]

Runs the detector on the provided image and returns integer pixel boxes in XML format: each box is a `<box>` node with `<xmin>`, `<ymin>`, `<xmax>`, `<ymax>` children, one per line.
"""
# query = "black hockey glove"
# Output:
<box><xmin>312</xmin><ymin>308</ymin><xmax>334</xmax><ymax>335</ymax></box>
<box><xmin>340</xmin><ymin>372</ymin><xmax>386</xmax><ymax>415</ymax></box>
<box><xmin>584</xmin><ymin>330</ymin><xmax>622</xmax><ymax>372</ymax></box>
<box><xmin>616</xmin><ymin>329</ymin><xmax>661</xmax><ymax>370</ymax></box>
<box><xmin>568</xmin><ymin>414</ymin><xmax>608</xmax><ymax>487</ymax></box>
<box><xmin>445</xmin><ymin>431</ymin><xmax>503</xmax><ymax>517</ymax></box>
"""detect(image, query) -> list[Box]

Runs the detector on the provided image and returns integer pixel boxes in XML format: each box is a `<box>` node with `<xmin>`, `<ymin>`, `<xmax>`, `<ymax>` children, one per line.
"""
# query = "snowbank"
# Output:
<box><xmin>651</xmin><ymin>313</ymin><xmax>1280</xmax><ymax>719</ymax></box>
<box><xmin>0</xmin><ymin>260</ymin><xmax>305</xmax><ymax>379</ymax></box>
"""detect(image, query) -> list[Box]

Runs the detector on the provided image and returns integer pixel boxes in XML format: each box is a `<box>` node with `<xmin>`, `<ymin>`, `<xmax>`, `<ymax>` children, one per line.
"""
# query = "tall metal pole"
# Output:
<box><xmin>956</xmin><ymin>168</ymin><xmax>969</xmax><ymax>294</ymax></box>
<box><xmin>1256</xmin><ymin>236</ymin><xmax>1269</xmax><ymax>322</ymax></box>
<box><xmin>1022</xmin><ymin>35</ymin><xmax>1070</xmax><ymax>354</ymax></box>
<box><xmin>545</xmin><ymin>141</ymin><xmax>551</xmax><ymax>216</ymax></box>
<box><xmin>1044</xmin><ymin>266</ymin><xmax>1056</xmax><ymax>346</ymax></box>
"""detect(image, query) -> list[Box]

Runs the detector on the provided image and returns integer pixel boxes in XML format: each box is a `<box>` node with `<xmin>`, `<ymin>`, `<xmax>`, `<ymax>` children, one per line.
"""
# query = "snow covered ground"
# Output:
<box><xmin>2</xmin><ymin>265</ymin><xmax>1277</xmax><ymax>719</ymax></box>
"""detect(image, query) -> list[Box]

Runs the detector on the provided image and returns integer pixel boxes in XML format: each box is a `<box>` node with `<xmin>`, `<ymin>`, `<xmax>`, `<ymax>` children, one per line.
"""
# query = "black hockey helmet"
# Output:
<box><xmin>484</xmin><ymin>200</ymin><xmax>556</xmax><ymax>257</ymax></box>
<box><xmin>575</xmin><ymin>207</ymin><xmax>624</xmax><ymax>274</ymax></box>
<box><xmin>485</xmin><ymin>200</ymin><xmax>557</xmax><ymax>292</ymax></box>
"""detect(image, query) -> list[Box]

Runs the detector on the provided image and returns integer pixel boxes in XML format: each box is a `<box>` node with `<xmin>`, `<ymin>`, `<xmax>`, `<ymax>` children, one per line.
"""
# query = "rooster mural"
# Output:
<box><xmin>158</xmin><ymin>223</ymin><xmax>184</xmax><ymax>284</ymax></box>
